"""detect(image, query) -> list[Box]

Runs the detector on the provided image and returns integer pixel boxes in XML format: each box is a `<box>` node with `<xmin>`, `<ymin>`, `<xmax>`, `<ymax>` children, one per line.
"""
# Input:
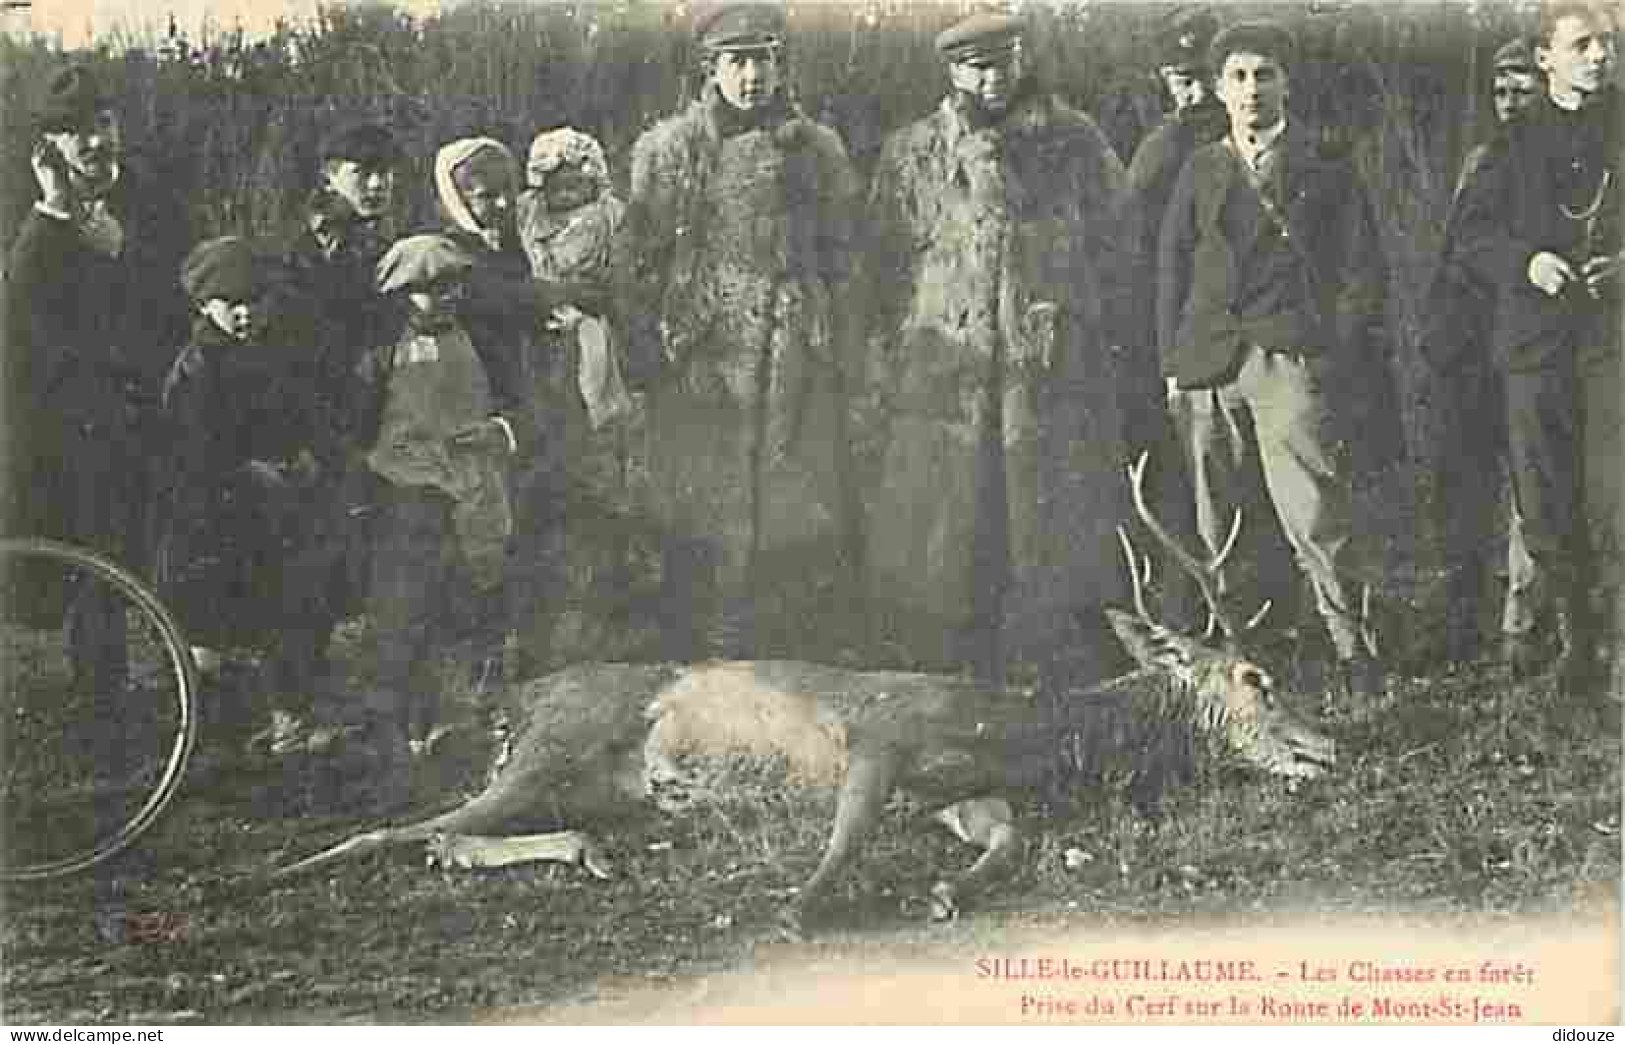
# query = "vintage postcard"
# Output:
<box><xmin>1</xmin><ymin>0</ymin><xmax>1619</xmax><ymax>1027</ymax></box>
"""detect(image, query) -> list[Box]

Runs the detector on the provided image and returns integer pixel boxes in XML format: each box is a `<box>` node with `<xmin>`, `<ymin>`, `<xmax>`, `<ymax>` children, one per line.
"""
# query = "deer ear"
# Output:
<box><xmin>1104</xmin><ymin>608</ymin><xmax>1191</xmax><ymax>671</ymax></box>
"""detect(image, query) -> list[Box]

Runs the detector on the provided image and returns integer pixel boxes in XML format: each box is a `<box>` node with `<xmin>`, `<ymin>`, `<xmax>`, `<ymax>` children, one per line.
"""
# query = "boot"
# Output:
<box><xmin>1503</xmin><ymin>627</ymin><xmax>1557</xmax><ymax>682</ymax></box>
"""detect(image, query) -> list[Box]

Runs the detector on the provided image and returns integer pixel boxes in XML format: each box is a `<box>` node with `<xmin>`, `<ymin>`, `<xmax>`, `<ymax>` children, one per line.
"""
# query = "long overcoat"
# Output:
<box><xmin>860</xmin><ymin>90</ymin><xmax>1145</xmax><ymax>670</ymax></box>
<box><xmin>617</xmin><ymin>90</ymin><xmax>861</xmax><ymax>590</ymax></box>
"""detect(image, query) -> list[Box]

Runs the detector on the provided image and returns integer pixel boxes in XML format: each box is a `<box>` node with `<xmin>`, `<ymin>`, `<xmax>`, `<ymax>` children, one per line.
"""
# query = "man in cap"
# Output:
<box><xmin>1420</xmin><ymin>36</ymin><xmax>1540</xmax><ymax>666</ymax></box>
<box><xmin>1123</xmin><ymin>5</ymin><xmax>1230</xmax><ymax>633</ymax></box>
<box><xmin>1129</xmin><ymin>7</ymin><xmax>1229</xmax><ymax>230</ymax></box>
<box><xmin>1455</xmin><ymin>1</ymin><xmax>1620</xmax><ymax>696</ymax></box>
<box><xmin>860</xmin><ymin>10</ymin><xmax>1145</xmax><ymax>689</ymax></box>
<box><xmin>1157</xmin><ymin>20</ymin><xmax>1390</xmax><ymax>700</ymax></box>
<box><xmin>4</xmin><ymin>63</ymin><xmax>192</xmax><ymax>695</ymax></box>
<box><xmin>615</xmin><ymin>1</ymin><xmax>863</xmax><ymax>662</ymax></box>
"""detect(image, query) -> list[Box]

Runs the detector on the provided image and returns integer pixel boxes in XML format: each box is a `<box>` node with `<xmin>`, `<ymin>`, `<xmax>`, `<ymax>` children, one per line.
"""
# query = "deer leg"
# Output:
<box><xmin>929</xmin><ymin>797</ymin><xmax>1022</xmax><ymax>921</ymax></box>
<box><xmin>782</xmin><ymin>748</ymin><xmax>899</xmax><ymax>938</ymax></box>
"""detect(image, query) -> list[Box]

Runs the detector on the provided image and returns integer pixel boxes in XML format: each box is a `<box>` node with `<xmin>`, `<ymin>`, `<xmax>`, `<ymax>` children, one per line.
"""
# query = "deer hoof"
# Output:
<box><xmin>579</xmin><ymin>838</ymin><xmax>614</xmax><ymax>881</ymax></box>
<box><xmin>928</xmin><ymin>881</ymin><xmax>960</xmax><ymax>922</ymax></box>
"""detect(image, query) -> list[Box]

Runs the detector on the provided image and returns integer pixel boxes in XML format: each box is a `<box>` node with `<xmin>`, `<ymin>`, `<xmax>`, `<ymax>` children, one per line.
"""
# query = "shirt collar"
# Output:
<box><xmin>1231</xmin><ymin>118</ymin><xmax>1287</xmax><ymax>169</ymax></box>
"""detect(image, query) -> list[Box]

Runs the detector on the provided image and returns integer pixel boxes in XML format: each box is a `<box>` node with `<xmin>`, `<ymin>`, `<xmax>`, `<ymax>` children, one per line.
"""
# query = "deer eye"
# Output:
<box><xmin>1240</xmin><ymin>667</ymin><xmax>1266</xmax><ymax>691</ymax></box>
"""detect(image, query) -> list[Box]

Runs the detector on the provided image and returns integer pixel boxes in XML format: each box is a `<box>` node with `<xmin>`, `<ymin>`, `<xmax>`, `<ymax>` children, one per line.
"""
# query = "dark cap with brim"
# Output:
<box><xmin>1492</xmin><ymin>36</ymin><xmax>1534</xmax><ymax>73</ymax></box>
<box><xmin>936</xmin><ymin>11</ymin><xmax>1026</xmax><ymax>62</ymax></box>
<box><xmin>181</xmin><ymin>237</ymin><xmax>264</xmax><ymax>303</ymax></box>
<box><xmin>1208</xmin><ymin>19</ymin><xmax>1297</xmax><ymax>74</ymax></box>
<box><xmin>376</xmin><ymin>234</ymin><xmax>474</xmax><ymax>295</ymax></box>
<box><xmin>319</xmin><ymin>121</ymin><xmax>405</xmax><ymax>169</ymax></box>
<box><xmin>1156</xmin><ymin>7</ymin><xmax>1220</xmax><ymax>71</ymax></box>
<box><xmin>694</xmin><ymin>2</ymin><xmax>787</xmax><ymax>51</ymax></box>
<box><xmin>39</xmin><ymin>64</ymin><xmax>110</xmax><ymax>133</ymax></box>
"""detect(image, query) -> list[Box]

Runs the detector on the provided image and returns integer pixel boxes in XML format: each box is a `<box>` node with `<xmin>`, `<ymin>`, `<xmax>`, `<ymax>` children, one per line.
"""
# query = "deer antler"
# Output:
<box><xmin>1124</xmin><ymin>451</ymin><xmax>1264</xmax><ymax>646</ymax></box>
<box><xmin>1115</xmin><ymin>524</ymin><xmax>1155</xmax><ymax>624</ymax></box>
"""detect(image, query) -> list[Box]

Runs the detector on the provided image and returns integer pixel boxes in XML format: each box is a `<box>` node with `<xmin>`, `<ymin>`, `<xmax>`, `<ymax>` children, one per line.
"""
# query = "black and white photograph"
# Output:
<box><xmin>0</xmin><ymin>0</ymin><xmax>1619</xmax><ymax>1026</ymax></box>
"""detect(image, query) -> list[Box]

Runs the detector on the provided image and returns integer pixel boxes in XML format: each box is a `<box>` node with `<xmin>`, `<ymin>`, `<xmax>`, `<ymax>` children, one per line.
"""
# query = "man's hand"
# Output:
<box><xmin>31</xmin><ymin>140</ymin><xmax>74</xmax><ymax>213</ymax></box>
<box><xmin>1528</xmin><ymin>251</ymin><xmax>1578</xmax><ymax>296</ymax></box>
<box><xmin>1582</xmin><ymin>253</ymin><xmax>1621</xmax><ymax>299</ymax></box>
<box><xmin>448</xmin><ymin>417</ymin><xmax>513</xmax><ymax>455</ymax></box>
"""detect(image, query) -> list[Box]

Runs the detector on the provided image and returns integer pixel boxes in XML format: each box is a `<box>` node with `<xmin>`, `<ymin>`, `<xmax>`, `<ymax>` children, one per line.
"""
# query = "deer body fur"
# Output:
<box><xmin>271</xmin><ymin>456</ymin><xmax>1339</xmax><ymax>934</ymax></box>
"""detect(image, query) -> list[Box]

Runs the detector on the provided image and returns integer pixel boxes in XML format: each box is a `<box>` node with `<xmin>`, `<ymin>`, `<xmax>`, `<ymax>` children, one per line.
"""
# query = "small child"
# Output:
<box><xmin>356</xmin><ymin>233</ymin><xmax>532</xmax><ymax>784</ymax></box>
<box><xmin>515</xmin><ymin>128</ymin><xmax>642</xmax><ymax>662</ymax></box>
<box><xmin>516</xmin><ymin>127</ymin><xmax>632</xmax><ymax>430</ymax></box>
<box><xmin>160</xmin><ymin>236</ymin><xmax>337</xmax><ymax>748</ymax></box>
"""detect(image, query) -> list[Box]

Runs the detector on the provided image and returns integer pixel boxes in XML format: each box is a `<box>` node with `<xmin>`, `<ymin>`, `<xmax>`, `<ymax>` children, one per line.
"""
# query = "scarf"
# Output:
<box><xmin>435</xmin><ymin>137</ymin><xmax>516</xmax><ymax>253</ymax></box>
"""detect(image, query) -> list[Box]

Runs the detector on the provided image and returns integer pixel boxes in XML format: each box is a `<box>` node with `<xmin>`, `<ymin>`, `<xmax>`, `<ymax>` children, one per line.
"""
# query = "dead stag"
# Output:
<box><xmin>267</xmin><ymin>453</ymin><xmax>1335</xmax><ymax>936</ymax></box>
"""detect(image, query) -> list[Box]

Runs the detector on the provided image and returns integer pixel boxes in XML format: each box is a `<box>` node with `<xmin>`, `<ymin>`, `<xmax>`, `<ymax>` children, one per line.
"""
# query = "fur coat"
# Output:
<box><xmin>617</xmin><ymin>89</ymin><xmax>861</xmax><ymax>587</ymax></box>
<box><xmin>860</xmin><ymin>88</ymin><xmax>1146</xmax><ymax>671</ymax></box>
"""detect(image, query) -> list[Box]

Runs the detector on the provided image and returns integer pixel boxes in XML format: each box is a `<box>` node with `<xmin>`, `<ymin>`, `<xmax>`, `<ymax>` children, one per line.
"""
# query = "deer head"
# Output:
<box><xmin>1107</xmin><ymin>452</ymin><xmax>1336</xmax><ymax>780</ymax></box>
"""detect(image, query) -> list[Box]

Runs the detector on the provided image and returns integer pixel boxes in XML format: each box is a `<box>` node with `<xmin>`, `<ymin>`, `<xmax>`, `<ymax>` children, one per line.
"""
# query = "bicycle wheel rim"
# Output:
<box><xmin>0</xmin><ymin>537</ymin><xmax>198</xmax><ymax>882</ymax></box>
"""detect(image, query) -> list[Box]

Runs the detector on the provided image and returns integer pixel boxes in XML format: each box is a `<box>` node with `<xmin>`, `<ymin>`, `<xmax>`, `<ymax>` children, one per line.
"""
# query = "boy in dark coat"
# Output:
<box><xmin>1454</xmin><ymin>2</ymin><xmax>1620</xmax><ymax>694</ymax></box>
<box><xmin>159</xmin><ymin>237</ymin><xmax>339</xmax><ymax>749</ymax></box>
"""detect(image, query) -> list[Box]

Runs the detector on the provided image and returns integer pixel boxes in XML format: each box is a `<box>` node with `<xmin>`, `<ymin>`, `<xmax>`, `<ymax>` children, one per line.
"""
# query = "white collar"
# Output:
<box><xmin>1548</xmin><ymin>84</ymin><xmax>1589</xmax><ymax>112</ymax></box>
<box><xmin>1232</xmin><ymin>118</ymin><xmax>1287</xmax><ymax>163</ymax></box>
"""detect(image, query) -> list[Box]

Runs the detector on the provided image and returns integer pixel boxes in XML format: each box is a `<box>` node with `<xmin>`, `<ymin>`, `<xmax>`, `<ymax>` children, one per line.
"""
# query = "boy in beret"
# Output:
<box><xmin>352</xmin><ymin>233</ymin><xmax>535</xmax><ymax>793</ymax></box>
<box><xmin>1420</xmin><ymin>36</ymin><xmax>1540</xmax><ymax>665</ymax></box>
<box><xmin>1157</xmin><ymin>20</ymin><xmax>1390</xmax><ymax>700</ymax></box>
<box><xmin>4</xmin><ymin>62</ymin><xmax>192</xmax><ymax>697</ymax></box>
<box><xmin>616</xmin><ymin>1</ymin><xmax>863</xmax><ymax>662</ymax></box>
<box><xmin>860</xmin><ymin>10</ymin><xmax>1144</xmax><ymax>689</ymax></box>
<box><xmin>158</xmin><ymin>237</ymin><xmax>340</xmax><ymax>756</ymax></box>
<box><xmin>1455</xmin><ymin>1</ymin><xmax>1620</xmax><ymax>695</ymax></box>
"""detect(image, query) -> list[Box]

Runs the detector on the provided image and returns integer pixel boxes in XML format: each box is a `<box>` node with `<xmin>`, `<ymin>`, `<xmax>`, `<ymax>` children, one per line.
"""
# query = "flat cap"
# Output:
<box><xmin>1208</xmin><ymin>19</ymin><xmax>1297</xmax><ymax>73</ymax></box>
<box><xmin>376</xmin><ymin>234</ymin><xmax>473</xmax><ymax>295</ymax></box>
<box><xmin>936</xmin><ymin>11</ymin><xmax>1026</xmax><ymax>61</ymax></box>
<box><xmin>39</xmin><ymin>64</ymin><xmax>109</xmax><ymax>133</ymax></box>
<box><xmin>693</xmin><ymin>2</ymin><xmax>787</xmax><ymax>50</ymax></box>
<box><xmin>180</xmin><ymin>237</ymin><xmax>264</xmax><ymax>303</ymax></box>
<box><xmin>1492</xmin><ymin>36</ymin><xmax>1534</xmax><ymax>73</ymax></box>
<box><xmin>318</xmin><ymin>121</ymin><xmax>405</xmax><ymax>169</ymax></box>
<box><xmin>1155</xmin><ymin>7</ymin><xmax>1220</xmax><ymax>71</ymax></box>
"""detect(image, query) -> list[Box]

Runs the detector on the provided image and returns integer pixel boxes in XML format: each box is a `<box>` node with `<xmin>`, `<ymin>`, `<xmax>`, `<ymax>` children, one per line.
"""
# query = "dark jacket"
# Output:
<box><xmin>1454</xmin><ymin>88</ymin><xmax>1619</xmax><ymax>370</ymax></box>
<box><xmin>1421</xmin><ymin>144</ymin><xmax>1497</xmax><ymax>372</ymax></box>
<box><xmin>3</xmin><ymin>162</ymin><xmax>192</xmax><ymax>540</ymax></box>
<box><xmin>1126</xmin><ymin>100</ymin><xmax>1229</xmax><ymax>257</ymax></box>
<box><xmin>161</xmin><ymin>314</ymin><xmax>331</xmax><ymax>520</ymax></box>
<box><xmin>279</xmin><ymin>190</ymin><xmax>396</xmax><ymax>459</ymax></box>
<box><xmin>1156</xmin><ymin>123</ymin><xmax>1388</xmax><ymax>389</ymax></box>
<box><xmin>437</xmin><ymin>224</ymin><xmax>551</xmax><ymax>460</ymax></box>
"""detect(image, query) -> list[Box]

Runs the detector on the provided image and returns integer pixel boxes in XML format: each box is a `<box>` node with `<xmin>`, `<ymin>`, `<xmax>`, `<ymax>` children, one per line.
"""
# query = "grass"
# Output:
<box><xmin>1</xmin><ymin>494</ymin><xmax>1618</xmax><ymax>1023</ymax></box>
<box><xmin>1</xmin><ymin>0</ymin><xmax>1618</xmax><ymax>1024</ymax></box>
